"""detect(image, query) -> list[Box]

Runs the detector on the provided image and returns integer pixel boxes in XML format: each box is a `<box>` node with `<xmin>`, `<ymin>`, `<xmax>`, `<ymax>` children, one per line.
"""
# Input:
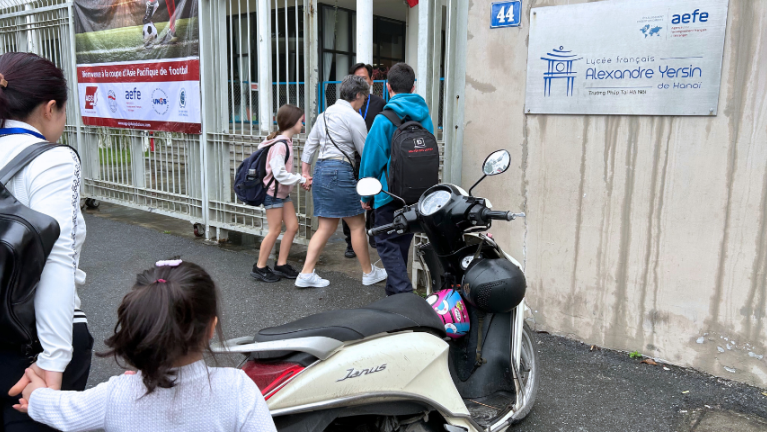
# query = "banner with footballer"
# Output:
<box><xmin>73</xmin><ymin>0</ymin><xmax>201</xmax><ymax>133</ymax></box>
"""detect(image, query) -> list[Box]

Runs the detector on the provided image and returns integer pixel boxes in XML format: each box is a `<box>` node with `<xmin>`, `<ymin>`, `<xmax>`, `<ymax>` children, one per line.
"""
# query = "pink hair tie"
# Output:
<box><xmin>156</xmin><ymin>259</ymin><xmax>182</xmax><ymax>267</ymax></box>
<box><xmin>157</xmin><ymin>279</ymin><xmax>167</xmax><ymax>283</ymax></box>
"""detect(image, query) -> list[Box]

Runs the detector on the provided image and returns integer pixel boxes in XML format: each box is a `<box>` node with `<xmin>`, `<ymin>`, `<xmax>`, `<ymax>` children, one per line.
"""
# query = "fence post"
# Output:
<box><xmin>66</xmin><ymin>3</ymin><xmax>87</xmax><ymax>186</ymax></box>
<box><xmin>416</xmin><ymin>0</ymin><xmax>433</xmax><ymax>102</ymax></box>
<box><xmin>198</xmin><ymin>0</ymin><xmax>213</xmax><ymax>238</ymax></box>
<box><xmin>305</xmin><ymin>0</ymin><xmax>318</xmax><ymax>128</ymax></box>
<box><xmin>429</xmin><ymin>2</ymin><xmax>444</xmax><ymax>132</ymax></box>
<box><xmin>257</xmin><ymin>0</ymin><xmax>273</xmax><ymax>135</ymax></box>
<box><xmin>441</xmin><ymin>0</ymin><xmax>468</xmax><ymax>186</ymax></box>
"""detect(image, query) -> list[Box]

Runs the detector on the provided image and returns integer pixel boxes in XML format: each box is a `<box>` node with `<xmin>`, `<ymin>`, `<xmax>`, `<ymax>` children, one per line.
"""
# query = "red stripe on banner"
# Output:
<box><xmin>82</xmin><ymin>116</ymin><xmax>201</xmax><ymax>134</ymax></box>
<box><xmin>77</xmin><ymin>59</ymin><xmax>200</xmax><ymax>83</ymax></box>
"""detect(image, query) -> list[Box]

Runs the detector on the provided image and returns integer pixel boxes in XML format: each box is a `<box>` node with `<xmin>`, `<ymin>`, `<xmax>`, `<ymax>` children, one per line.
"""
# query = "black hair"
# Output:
<box><xmin>349</xmin><ymin>63</ymin><xmax>373</xmax><ymax>80</ymax></box>
<box><xmin>387</xmin><ymin>63</ymin><xmax>415</xmax><ymax>94</ymax></box>
<box><xmin>0</xmin><ymin>52</ymin><xmax>68</xmax><ymax>128</ymax></box>
<box><xmin>98</xmin><ymin>260</ymin><xmax>224</xmax><ymax>394</ymax></box>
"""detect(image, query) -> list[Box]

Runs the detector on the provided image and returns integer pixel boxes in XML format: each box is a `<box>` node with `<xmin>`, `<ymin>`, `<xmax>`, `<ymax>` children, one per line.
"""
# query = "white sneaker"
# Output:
<box><xmin>295</xmin><ymin>271</ymin><xmax>330</xmax><ymax>288</ymax></box>
<box><xmin>362</xmin><ymin>265</ymin><xmax>387</xmax><ymax>286</ymax></box>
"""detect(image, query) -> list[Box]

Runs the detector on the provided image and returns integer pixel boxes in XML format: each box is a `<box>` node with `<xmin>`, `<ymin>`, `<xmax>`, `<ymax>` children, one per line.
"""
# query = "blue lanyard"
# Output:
<box><xmin>0</xmin><ymin>128</ymin><xmax>46</xmax><ymax>141</ymax></box>
<box><xmin>359</xmin><ymin>95</ymin><xmax>371</xmax><ymax>120</ymax></box>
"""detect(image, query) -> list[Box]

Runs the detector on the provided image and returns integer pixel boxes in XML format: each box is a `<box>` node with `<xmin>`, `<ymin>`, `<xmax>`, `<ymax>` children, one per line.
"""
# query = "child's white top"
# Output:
<box><xmin>27</xmin><ymin>361</ymin><xmax>277</xmax><ymax>432</ymax></box>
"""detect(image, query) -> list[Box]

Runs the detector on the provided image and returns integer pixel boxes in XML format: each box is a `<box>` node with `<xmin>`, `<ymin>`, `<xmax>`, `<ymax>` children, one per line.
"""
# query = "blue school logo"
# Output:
<box><xmin>541</xmin><ymin>46</ymin><xmax>582</xmax><ymax>97</ymax></box>
<box><xmin>179</xmin><ymin>88</ymin><xmax>187</xmax><ymax>108</ymax></box>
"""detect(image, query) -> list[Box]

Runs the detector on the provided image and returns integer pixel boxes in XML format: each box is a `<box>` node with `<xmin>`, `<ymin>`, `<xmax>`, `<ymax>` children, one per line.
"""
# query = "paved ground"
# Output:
<box><xmin>78</xmin><ymin>204</ymin><xmax>767</xmax><ymax>431</ymax></box>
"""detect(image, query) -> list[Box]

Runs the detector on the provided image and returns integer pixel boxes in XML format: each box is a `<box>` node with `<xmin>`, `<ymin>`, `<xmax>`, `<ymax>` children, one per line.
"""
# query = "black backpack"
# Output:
<box><xmin>382</xmin><ymin>109</ymin><xmax>440</xmax><ymax>204</ymax></box>
<box><xmin>233</xmin><ymin>140</ymin><xmax>289</xmax><ymax>206</ymax></box>
<box><xmin>0</xmin><ymin>143</ymin><xmax>72</xmax><ymax>354</ymax></box>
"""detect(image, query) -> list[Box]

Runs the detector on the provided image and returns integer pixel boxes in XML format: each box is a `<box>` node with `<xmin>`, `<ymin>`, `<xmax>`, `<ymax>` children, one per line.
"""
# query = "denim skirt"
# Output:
<box><xmin>312</xmin><ymin>159</ymin><xmax>364</xmax><ymax>218</ymax></box>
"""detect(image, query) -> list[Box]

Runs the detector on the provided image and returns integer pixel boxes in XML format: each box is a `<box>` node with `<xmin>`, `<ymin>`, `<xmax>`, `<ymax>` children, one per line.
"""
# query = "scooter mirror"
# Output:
<box><xmin>356</xmin><ymin>177</ymin><xmax>383</xmax><ymax>196</ymax></box>
<box><xmin>483</xmin><ymin>150</ymin><xmax>511</xmax><ymax>176</ymax></box>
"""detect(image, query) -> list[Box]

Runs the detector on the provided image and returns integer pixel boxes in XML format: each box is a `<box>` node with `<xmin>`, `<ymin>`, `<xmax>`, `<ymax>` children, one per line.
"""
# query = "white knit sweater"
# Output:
<box><xmin>27</xmin><ymin>361</ymin><xmax>278</xmax><ymax>432</ymax></box>
<box><xmin>0</xmin><ymin>120</ymin><xmax>86</xmax><ymax>372</ymax></box>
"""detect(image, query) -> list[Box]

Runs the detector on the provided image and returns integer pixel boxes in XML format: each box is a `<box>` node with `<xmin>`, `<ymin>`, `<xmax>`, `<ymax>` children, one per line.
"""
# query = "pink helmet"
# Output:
<box><xmin>425</xmin><ymin>289</ymin><xmax>470</xmax><ymax>339</ymax></box>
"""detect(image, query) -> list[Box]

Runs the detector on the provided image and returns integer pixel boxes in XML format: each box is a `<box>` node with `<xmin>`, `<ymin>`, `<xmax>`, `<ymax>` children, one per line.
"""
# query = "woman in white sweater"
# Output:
<box><xmin>0</xmin><ymin>52</ymin><xmax>92</xmax><ymax>431</ymax></box>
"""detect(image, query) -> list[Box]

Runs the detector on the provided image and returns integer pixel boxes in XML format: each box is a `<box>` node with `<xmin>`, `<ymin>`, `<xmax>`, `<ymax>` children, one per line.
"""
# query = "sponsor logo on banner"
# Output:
<box><xmin>108</xmin><ymin>90</ymin><xmax>118</xmax><ymax>113</ymax></box>
<box><xmin>152</xmin><ymin>88</ymin><xmax>169</xmax><ymax>115</ymax></box>
<box><xmin>84</xmin><ymin>86</ymin><xmax>98</xmax><ymax>109</ymax></box>
<box><xmin>179</xmin><ymin>88</ymin><xmax>187</xmax><ymax>108</ymax></box>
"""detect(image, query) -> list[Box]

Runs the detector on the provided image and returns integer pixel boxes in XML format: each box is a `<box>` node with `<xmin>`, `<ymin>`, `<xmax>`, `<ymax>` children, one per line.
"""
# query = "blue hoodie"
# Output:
<box><xmin>359</xmin><ymin>93</ymin><xmax>434</xmax><ymax>209</ymax></box>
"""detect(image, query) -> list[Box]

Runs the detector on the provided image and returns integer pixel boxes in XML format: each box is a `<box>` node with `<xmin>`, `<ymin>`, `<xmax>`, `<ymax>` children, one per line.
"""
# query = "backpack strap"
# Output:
<box><xmin>0</xmin><ymin>143</ymin><xmax>79</xmax><ymax>186</ymax></box>
<box><xmin>382</xmin><ymin>109</ymin><xmax>403</xmax><ymax>128</ymax></box>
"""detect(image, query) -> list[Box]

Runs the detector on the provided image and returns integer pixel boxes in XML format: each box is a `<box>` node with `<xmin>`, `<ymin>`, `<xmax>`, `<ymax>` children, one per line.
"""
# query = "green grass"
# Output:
<box><xmin>75</xmin><ymin>17</ymin><xmax>199</xmax><ymax>64</ymax></box>
<box><xmin>629</xmin><ymin>350</ymin><xmax>642</xmax><ymax>359</ymax></box>
<box><xmin>99</xmin><ymin>148</ymin><xmax>151</xmax><ymax>166</ymax></box>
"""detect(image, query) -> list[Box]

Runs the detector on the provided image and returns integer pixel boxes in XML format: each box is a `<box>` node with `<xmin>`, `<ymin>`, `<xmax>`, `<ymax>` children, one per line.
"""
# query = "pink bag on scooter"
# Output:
<box><xmin>425</xmin><ymin>289</ymin><xmax>470</xmax><ymax>339</ymax></box>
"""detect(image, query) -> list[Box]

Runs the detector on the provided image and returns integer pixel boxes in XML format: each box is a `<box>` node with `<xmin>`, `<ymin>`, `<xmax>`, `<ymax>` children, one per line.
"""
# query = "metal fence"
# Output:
<box><xmin>201</xmin><ymin>0</ymin><xmax>314</xmax><ymax>244</ymax></box>
<box><xmin>228</xmin><ymin>81</ymin><xmax>306</xmax><ymax>126</ymax></box>
<box><xmin>2</xmin><ymin>0</ymin><xmax>462</xmax><ymax>285</ymax></box>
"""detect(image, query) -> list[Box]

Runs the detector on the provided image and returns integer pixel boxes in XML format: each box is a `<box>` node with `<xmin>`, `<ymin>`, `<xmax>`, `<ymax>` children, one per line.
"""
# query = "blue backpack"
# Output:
<box><xmin>233</xmin><ymin>140</ymin><xmax>289</xmax><ymax>206</ymax></box>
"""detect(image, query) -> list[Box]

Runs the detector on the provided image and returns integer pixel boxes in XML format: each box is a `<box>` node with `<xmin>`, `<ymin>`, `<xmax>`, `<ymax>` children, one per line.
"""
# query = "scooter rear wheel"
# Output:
<box><xmin>511</xmin><ymin>323</ymin><xmax>539</xmax><ymax>424</ymax></box>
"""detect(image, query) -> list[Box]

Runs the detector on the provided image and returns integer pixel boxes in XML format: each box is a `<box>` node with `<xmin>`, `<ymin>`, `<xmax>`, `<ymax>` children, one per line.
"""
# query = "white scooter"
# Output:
<box><xmin>214</xmin><ymin>150</ymin><xmax>539</xmax><ymax>432</ymax></box>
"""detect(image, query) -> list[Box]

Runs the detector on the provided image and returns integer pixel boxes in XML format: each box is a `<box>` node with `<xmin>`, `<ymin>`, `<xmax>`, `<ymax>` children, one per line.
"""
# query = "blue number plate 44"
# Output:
<box><xmin>491</xmin><ymin>1</ymin><xmax>522</xmax><ymax>28</ymax></box>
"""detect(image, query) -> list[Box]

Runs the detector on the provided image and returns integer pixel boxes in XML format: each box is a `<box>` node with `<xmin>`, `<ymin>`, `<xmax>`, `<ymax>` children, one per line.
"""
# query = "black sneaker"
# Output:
<box><xmin>344</xmin><ymin>246</ymin><xmax>356</xmax><ymax>259</ymax></box>
<box><xmin>250</xmin><ymin>266</ymin><xmax>280</xmax><ymax>283</ymax></box>
<box><xmin>273</xmin><ymin>263</ymin><xmax>300</xmax><ymax>279</ymax></box>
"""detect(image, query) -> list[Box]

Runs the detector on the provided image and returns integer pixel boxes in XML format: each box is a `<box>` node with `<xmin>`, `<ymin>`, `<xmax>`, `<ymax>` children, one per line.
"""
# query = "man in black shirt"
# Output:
<box><xmin>342</xmin><ymin>63</ymin><xmax>385</xmax><ymax>258</ymax></box>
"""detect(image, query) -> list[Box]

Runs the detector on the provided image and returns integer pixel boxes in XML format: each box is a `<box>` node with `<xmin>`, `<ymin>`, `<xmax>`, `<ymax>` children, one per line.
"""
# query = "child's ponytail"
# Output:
<box><xmin>99</xmin><ymin>260</ymin><xmax>223</xmax><ymax>394</ymax></box>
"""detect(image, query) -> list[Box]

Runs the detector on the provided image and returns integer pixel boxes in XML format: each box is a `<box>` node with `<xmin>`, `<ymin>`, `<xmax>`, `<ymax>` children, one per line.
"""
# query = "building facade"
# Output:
<box><xmin>461</xmin><ymin>0</ymin><xmax>767</xmax><ymax>386</ymax></box>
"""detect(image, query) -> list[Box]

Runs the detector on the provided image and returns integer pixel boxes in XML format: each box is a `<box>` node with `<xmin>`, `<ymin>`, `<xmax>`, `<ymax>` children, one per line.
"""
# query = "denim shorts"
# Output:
<box><xmin>312</xmin><ymin>159</ymin><xmax>364</xmax><ymax>218</ymax></box>
<box><xmin>264</xmin><ymin>194</ymin><xmax>290</xmax><ymax>210</ymax></box>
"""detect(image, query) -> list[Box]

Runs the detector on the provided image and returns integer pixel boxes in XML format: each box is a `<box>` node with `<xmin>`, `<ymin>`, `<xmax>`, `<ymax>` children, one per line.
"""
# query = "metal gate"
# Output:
<box><xmin>1</xmin><ymin>0</ymin><xmax>468</xmax><ymax>284</ymax></box>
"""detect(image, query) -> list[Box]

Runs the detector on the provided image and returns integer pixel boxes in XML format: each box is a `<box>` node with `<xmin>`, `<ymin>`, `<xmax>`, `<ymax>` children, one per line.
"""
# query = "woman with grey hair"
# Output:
<box><xmin>296</xmin><ymin>75</ymin><xmax>387</xmax><ymax>288</ymax></box>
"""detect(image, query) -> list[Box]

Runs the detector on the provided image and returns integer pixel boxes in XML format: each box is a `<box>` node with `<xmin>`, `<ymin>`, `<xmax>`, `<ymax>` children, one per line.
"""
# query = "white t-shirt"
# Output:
<box><xmin>28</xmin><ymin>360</ymin><xmax>278</xmax><ymax>432</ymax></box>
<box><xmin>0</xmin><ymin>120</ymin><xmax>86</xmax><ymax>373</ymax></box>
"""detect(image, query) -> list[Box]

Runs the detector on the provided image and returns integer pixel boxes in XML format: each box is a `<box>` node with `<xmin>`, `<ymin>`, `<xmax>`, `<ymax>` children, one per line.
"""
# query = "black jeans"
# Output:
<box><xmin>374</xmin><ymin>201</ymin><xmax>414</xmax><ymax>296</ymax></box>
<box><xmin>0</xmin><ymin>323</ymin><xmax>94</xmax><ymax>432</ymax></box>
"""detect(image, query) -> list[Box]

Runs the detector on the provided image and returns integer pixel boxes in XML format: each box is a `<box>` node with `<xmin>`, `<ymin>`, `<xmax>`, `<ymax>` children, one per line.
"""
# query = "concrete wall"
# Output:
<box><xmin>461</xmin><ymin>0</ymin><xmax>767</xmax><ymax>386</ymax></box>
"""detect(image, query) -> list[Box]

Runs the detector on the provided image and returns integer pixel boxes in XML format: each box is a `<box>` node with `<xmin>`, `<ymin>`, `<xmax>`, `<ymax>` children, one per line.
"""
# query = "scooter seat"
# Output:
<box><xmin>255</xmin><ymin>293</ymin><xmax>446</xmax><ymax>343</ymax></box>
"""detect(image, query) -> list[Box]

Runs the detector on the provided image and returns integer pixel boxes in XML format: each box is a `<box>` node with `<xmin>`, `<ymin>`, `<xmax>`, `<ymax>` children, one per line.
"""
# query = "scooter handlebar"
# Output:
<box><xmin>368</xmin><ymin>223</ymin><xmax>402</xmax><ymax>237</ymax></box>
<box><xmin>482</xmin><ymin>210</ymin><xmax>526</xmax><ymax>221</ymax></box>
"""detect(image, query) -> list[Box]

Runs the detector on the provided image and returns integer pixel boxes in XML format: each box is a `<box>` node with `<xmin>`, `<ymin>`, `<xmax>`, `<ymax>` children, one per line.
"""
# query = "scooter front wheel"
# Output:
<box><xmin>511</xmin><ymin>323</ymin><xmax>539</xmax><ymax>424</ymax></box>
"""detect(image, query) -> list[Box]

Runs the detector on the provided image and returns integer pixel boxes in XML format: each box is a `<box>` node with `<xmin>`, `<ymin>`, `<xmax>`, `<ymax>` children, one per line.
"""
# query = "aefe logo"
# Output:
<box><xmin>84</xmin><ymin>86</ymin><xmax>98</xmax><ymax>109</ymax></box>
<box><xmin>671</xmin><ymin>8</ymin><xmax>709</xmax><ymax>24</ymax></box>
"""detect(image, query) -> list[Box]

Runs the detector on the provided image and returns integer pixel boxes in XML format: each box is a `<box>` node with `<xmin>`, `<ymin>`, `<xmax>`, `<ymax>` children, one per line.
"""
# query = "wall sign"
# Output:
<box><xmin>491</xmin><ymin>1</ymin><xmax>521</xmax><ymax>28</ymax></box>
<box><xmin>524</xmin><ymin>0</ymin><xmax>729</xmax><ymax>116</ymax></box>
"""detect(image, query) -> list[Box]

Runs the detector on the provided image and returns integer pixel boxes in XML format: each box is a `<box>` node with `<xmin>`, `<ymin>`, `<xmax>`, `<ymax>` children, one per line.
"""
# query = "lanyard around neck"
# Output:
<box><xmin>0</xmin><ymin>127</ymin><xmax>47</xmax><ymax>141</ymax></box>
<box><xmin>359</xmin><ymin>95</ymin><xmax>371</xmax><ymax>120</ymax></box>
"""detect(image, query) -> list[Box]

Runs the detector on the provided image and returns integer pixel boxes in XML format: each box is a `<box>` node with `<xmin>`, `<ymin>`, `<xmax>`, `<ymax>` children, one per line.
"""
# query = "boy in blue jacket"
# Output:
<box><xmin>359</xmin><ymin>63</ymin><xmax>434</xmax><ymax>296</ymax></box>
